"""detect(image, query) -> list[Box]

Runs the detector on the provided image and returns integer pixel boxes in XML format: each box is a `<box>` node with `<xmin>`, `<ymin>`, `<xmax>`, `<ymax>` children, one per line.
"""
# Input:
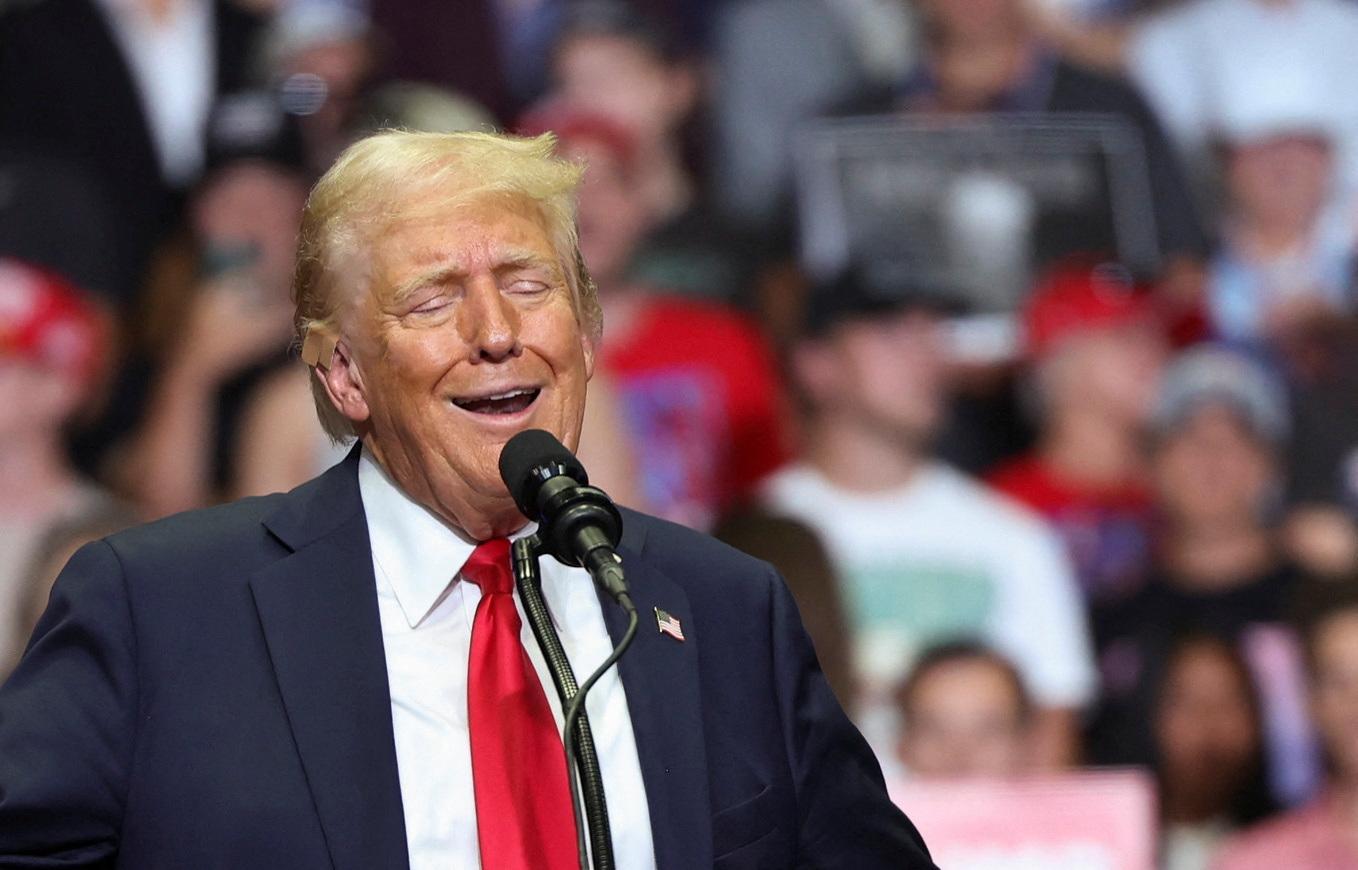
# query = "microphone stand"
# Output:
<box><xmin>513</xmin><ymin>535</ymin><xmax>638</xmax><ymax>870</ymax></box>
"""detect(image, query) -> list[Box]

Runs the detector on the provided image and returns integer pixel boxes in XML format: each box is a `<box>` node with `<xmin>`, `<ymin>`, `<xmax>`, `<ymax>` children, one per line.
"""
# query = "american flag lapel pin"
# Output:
<box><xmin>654</xmin><ymin>607</ymin><xmax>685</xmax><ymax>642</ymax></box>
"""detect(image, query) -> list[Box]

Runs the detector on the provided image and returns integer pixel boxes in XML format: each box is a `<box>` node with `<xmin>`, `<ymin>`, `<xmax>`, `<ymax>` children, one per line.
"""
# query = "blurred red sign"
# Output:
<box><xmin>889</xmin><ymin>769</ymin><xmax>1157</xmax><ymax>870</ymax></box>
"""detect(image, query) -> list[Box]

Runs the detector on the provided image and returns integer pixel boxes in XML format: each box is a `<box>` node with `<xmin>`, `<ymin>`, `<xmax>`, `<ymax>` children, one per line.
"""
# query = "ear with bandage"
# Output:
<box><xmin>300</xmin><ymin>327</ymin><xmax>338</xmax><ymax>370</ymax></box>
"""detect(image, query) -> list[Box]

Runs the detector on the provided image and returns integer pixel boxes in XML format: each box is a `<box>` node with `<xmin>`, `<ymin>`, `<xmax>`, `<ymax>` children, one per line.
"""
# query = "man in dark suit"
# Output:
<box><xmin>0</xmin><ymin>129</ymin><xmax>933</xmax><ymax>868</ymax></box>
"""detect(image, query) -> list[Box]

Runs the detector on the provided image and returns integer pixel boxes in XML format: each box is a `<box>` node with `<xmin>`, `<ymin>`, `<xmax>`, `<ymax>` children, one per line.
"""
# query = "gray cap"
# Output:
<box><xmin>1154</xmin><ymin>345</ymin><xmax>1290</xmax><ymax>445</ymax></box>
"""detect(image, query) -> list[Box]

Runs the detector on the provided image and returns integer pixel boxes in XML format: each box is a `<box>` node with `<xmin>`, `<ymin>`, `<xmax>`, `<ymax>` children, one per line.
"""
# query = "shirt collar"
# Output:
<box><xmin>357</xmin><ymin>446</ymin><xmax>535</xmax><ymax>628</ymax></box>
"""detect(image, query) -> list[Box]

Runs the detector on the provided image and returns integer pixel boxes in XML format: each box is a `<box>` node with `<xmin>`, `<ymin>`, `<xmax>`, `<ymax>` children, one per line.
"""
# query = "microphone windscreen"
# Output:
<box><xmin>498</xmin><ymin>429</ymin><xmax>587</xmax><ymax>513</ymax></box>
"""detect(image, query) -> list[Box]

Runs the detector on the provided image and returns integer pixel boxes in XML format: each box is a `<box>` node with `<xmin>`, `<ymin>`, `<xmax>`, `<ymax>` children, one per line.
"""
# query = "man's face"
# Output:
<box><xmin>804</xmin><ymin>309</ymin><xmax>949</xmax><ymax>447</ymax></box>
<box><xmin>552</xmin><ymin>34</ymin><xmax>689</xmax><ymax>151</ymax></box>
<box><xmin>568</xmin><ymin>138</ymin><xmax>652</xmax><ymax>288</ymax></box>
<box><xmin>1154</xmin><ymin>642</ymin><xmax>1260</xmax><ymax>804</ymax></box>
<box><xmin>1045</xmin><ymin>322</ymin><xmax>1167</xmax><ymax>426</ymax></box>
<box><xmin>1152</xmin><ymin>405</ymin><xmax>1276</xmax><ymax>530</ymax></box>
<box><xmin>193</xmin><ymin>162</ymin><xmax>308</xmax><ymax>299</ymax></box>
<box><xmin>323</xmin><ymin>193</ymin><xmax>594</xmax><ymax>539</ymax></box>
<box><xmin>1228</xmin><ymin>135</ymin><xmax>1332</xmax><ymax>233</ymax></box>
<box><xmin>898</xmin><ymin>658</ymin><xmax>1027</xmax><ymax>778</ymax></box>
<box><xmin>0</xmin><ymin>357</ymin><xmax>77</xmax><ymax>440</ymax></box>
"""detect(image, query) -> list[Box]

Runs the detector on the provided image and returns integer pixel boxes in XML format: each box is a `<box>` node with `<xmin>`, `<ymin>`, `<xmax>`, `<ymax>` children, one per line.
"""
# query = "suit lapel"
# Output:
<box><xmin>601</xmin><ymin>517</ymin><xmax>713</xmax><ymax>870</ymax></box>
<box><xmin>250</xmin><ymin>452</ymin><xmax>409</xmax><ymax>870</ymax></box>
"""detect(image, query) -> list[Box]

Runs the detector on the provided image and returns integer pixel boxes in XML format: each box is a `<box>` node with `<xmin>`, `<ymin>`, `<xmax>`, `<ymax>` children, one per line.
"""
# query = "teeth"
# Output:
<box><xmin>483</xmin><ymin>388</ymin><xmax>532</xmax><ymax>401</ymax></box>
<box><xmin>453</xmin><ymin>387</ymin><xmax>538</xmax><ymax>409</ymax></box>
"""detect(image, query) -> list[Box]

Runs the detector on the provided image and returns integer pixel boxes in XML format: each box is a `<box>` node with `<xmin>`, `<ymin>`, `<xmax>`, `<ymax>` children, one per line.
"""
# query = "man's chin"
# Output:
<box><xmin>449</xmin><ymin>499</ymin><xmax>531</xmax><ymax>543</ymax></box>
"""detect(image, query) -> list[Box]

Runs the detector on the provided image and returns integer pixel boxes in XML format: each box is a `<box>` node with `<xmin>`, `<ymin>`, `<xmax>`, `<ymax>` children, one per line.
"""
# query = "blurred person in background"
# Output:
<box><xmin>546</xmin><ymin>1</ymin><xmax>759</xmax><ymax>307</ymax></box>
<box><xmin>861</xmin><ymin>0</ymin><xmax>1207</xmax><ymax>271</ymax></box>
<box><xmin>1215</xmin><ymin>589</ymin><xmax>1358</xmax><ymax>869</ymax></box>
<box><xmin>709</xmin><ymin>0</ymin><xmax>917</xmax><ymax>233</ymax></box>
<box><xmin>114</xmin><ymin>93</ymin><xmax>309</xmax><ymax>518</ymax></box>
<box><xmin>0</xmin><ymin>0</ymin><xmax>265</xmax><ymax>306</ymax></box>
<box><xmin>762</xmin><ymin>269</ymin><xmax>1095</xmax><ymax>769</ymax></box>
<box><xmin>263</xmin><ymin>1</ymin><xmax>503</xmax><ymax>177</ymax></box>
<box><xmin>715</xmin><ymin>509</ymin><xmax>857</xmax><ymax>703</ymax></box>
<box><xmin>895</xmin><ymin>642</ymin><xmax>1033</xmax><ymax>779</ymax></box>
<box><xmin>990</xmin><ymin>259</ymin><xmax>1168</xmax><ymax>606</ymax></box>
<box><xmin>0</xmin><ymin>152</ymin><xmax>130</xmax><ymax>477</ymax></box>
<box><xmin>1282</xmin><ymin>317</ymin><xmax>1358</xmax><ymax>580</ymax></box>
<box><xmin>10</xmin><ymin>506</ymin><xmax>137</xmax><ymax>678</ymax></box>
<box><xmin>1092</xmin><ymin>346</ymin><xmax>1319</xmax><ymax>805</ymax></box>
<box><xmin>369</xmin><ymin>0</ymin><xmax>557</xmax><ymax>121</ymax></box>
<box><xmin>1206</xmin><ymin>101</ymin><xmax>1357</xmax><ymax>346</ymax></box>
<box><xmin>521</xmin><ymin>104</ymin><xmax>791</xmax><ymax>530</ymax></box>
<box><xmin>0</xmin><ymin>260</ymin><xmax>135</xmax><ymax>675</ymax></box>
<box><xmin>265</xmin><ymin>0</ymin><xmax>379</xmax><ymax>178</ymax></box>
<box><xmin>1128</xmin><ymin>0</ymin><xmax>1358</xmax><ymax>206</ymax></box>
<box><xmin>1153</xmin><ymin>633</ymin><xmax>1276</xmax><ymax>870</ymax></box>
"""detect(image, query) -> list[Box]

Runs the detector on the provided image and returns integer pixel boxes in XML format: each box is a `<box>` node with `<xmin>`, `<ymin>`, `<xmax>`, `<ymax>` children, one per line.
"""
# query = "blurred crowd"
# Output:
<box><xmin>4</xmin><ymin>0</ymin><xmax>1358</xmax><ymax>865</ymax></box>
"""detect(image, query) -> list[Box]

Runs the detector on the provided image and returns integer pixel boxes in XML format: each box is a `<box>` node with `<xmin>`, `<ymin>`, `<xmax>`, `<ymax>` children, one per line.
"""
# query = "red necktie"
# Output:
<box><xmin>461</xmin><ymin>538</ymin><xmax>579</xmax><ymax>870</ymax></box>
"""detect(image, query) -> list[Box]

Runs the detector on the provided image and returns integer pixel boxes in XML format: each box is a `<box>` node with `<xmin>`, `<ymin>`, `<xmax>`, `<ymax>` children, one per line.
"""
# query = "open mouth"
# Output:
<box><xmin>451</xmin><ymin>387</ymin><xmax>541</xmax><ymax>416</ymax></box>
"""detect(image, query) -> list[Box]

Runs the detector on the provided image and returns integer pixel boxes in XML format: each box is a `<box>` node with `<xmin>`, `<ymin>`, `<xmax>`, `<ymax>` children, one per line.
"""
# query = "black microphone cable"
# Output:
<box><xmin>502</xmin><ymin>430</ymin><xmax>641</xmax><ymax>870</ymax></box>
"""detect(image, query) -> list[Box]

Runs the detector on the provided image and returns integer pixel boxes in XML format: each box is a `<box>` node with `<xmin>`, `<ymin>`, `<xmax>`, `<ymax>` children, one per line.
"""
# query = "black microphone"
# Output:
<box><xmin>499</xmin><ymin>429</ymin><xmax>631</xmax><ymax>608</ymax></box>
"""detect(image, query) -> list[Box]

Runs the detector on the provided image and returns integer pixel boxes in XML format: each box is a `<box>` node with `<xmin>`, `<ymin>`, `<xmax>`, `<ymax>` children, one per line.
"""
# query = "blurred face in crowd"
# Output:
<box><xmin>1042</xmin><ymin>322</ymin><xmax>1167</xmax><ymax>427</ymax></box>
<box><xmin>319</xmin><ymin>190</ymin><xmax>595</xmax><ymax>539</ymax></box>
<box><xmin>566</xmin><ymin>138</ymin><xmax>652</xmax><ymax>289</ymax></box>
<box><xmin>1309</xmin><ymin>610</ymin><xmax>1358</xmax><ymax>784</ymax></box>
<box><xmin>193</xmin><ymin>162</ymin><xmax>308</xmax><ymax>299</ymax></box>
<box><xmin>280</xmin><ymin>36</ymin><xmax>374</xmax><ymax>172</ymax></box>
<box><xmin>1152</xmin><ymin>404</ymin><xmax>1277</xmax><ymax>531</ymax></box>
<box><xmin>552</xmin><ymin>34</ymin><xmax>694</xmax><ymax>153</ymax></box>
<box><xmin>898</xmin><ymin>656</ymin><xmax>1029</xmax><ymax>778</ymax></box>
<box><xmin>799</xmin><ymin>309</ymin><xmax>949</xmax><ymax>448</ymax></box>
<box><xmin>918</xmin><ymin>0</ymin><xmax>1026</xmax><ymax>44</ymax></box>
<box><xmin>1154</xmin><ymin>638</ymin><xmax>1261</xmax><ymax>820</ymax></box>
<box><xmin>0</xmin><ymin>358</ymin><xmax>79</xmax><ymax>441</ymax></box>
<box><xmin>1227</xmin><ymin>134</ymin><xmax>1333</xmax><ymax>235</ymax></box>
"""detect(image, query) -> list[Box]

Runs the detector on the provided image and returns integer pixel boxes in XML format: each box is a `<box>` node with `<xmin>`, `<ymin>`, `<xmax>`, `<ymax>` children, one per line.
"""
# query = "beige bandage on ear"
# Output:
<box><xmin>300</xmin><ymin>328</ymin><xmax>339</xmax><ymax>370</ymax></box>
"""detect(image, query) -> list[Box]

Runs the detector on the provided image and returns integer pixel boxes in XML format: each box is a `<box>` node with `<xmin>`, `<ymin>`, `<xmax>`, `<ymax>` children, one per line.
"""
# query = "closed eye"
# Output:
<box><xmin>410</xmin><ymin>295</ymin><xmax>453</xmax><ymax>314</ymax></box>
<box><xmin>506</xmin><ymin>279</ymin><xmax>550</xmax><ymax>296</ymax></box>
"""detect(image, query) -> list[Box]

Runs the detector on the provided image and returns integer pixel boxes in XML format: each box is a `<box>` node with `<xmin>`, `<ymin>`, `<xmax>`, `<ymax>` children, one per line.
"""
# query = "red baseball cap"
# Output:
<box><xmin>1024</xmin><ymin>258</ymin><xmax>1159</xmax><ymax>358</ymax></box>
<box><xmin>517</xmin><ymin>101</ymin><xmax>638</xmax><ymax>171</ymax></box>
<box><xmin>0</xmin><ymin>258</ymin><xmax>103</xmax><ymax>384</ymax></box>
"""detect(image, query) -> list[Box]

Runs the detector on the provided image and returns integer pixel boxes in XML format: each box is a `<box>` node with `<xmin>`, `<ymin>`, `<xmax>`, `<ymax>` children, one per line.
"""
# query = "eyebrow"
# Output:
<box><xmin>389</xmin><ymin>248</ymin><xmax>565</xmax><ymax>305</ymax></box>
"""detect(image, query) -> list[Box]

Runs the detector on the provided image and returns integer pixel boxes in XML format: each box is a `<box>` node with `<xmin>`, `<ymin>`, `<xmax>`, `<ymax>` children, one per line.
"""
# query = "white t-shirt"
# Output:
<box><xmin>761</xmin><ymin>462</ymin><xmax>1097</xmax><ymax>715</ymax></box>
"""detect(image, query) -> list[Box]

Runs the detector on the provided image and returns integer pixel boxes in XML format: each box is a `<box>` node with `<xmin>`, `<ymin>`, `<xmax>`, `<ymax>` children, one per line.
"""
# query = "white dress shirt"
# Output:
<box><xmin>358</xmin><ymin>450</ymin><xmax>656</xmax><ymax>870</ymax></box>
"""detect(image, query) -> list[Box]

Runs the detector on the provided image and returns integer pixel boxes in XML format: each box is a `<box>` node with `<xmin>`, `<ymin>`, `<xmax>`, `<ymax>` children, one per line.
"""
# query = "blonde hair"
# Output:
<box><xmin>293</xmin><ymin>129</ymin><xmax>602</xmax><ymax>442</ymax></box>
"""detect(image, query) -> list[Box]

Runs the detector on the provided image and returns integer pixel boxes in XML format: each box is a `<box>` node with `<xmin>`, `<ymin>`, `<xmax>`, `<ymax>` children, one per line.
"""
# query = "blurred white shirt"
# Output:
<box><xmin>1129</xmin><ymin>0</ymin><xmax>1358</xmax><ymax>196</ymax></box>
<box><xmin>761</xmin><ymin>462</ymin><xmax>1097</xmax><ymax>763</ymax></box>
<box><xmin>95</xmin><ymin>0</ymin><xmax>214</xmax><ymax>185</ymax></box>
<box><xmin>358</xmin><ymin>449</ymin><xmax>656</xmax><ymax>870</ymax></box>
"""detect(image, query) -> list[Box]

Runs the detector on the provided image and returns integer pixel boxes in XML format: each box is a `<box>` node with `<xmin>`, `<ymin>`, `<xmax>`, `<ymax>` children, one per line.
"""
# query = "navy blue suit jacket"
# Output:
<box><xmin>0</xmin><ymin>452</ymin><xmax>933</xmax><ymax>868</ymax></box>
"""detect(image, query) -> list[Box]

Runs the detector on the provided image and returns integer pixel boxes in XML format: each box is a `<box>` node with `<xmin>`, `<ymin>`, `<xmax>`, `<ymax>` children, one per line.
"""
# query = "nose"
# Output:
<box><xmin>460</xmin><ymin>274</ymin><xmax>521</xmax><ymax>363</ymax></box>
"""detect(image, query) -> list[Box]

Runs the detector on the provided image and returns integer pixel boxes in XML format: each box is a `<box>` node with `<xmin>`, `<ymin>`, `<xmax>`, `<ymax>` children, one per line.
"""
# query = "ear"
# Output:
<box><xmin>580</xmin><ymin>330</ymin><xmax>597</xmax><ymax>381</ymax></box>
<box><xmin>315</xmin><ymin>339</ymin><xmax>371</xmax><ymax>426</ymax></box>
